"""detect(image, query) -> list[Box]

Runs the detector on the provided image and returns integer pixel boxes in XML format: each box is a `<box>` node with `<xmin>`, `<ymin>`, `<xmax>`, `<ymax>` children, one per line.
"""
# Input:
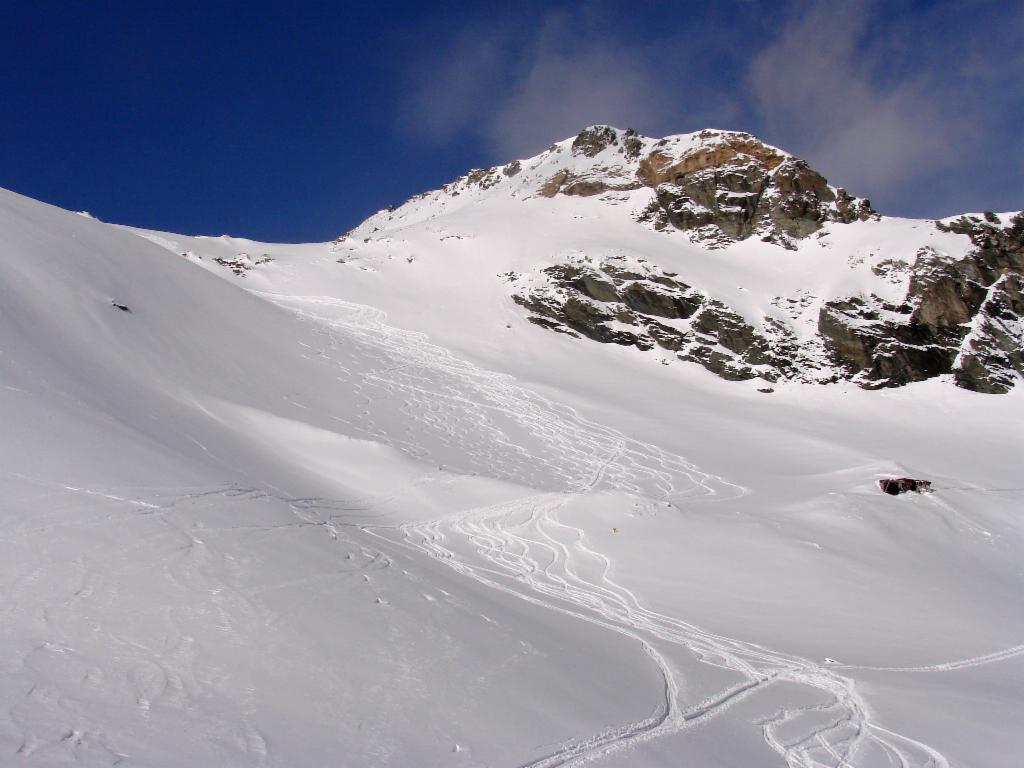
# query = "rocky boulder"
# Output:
<box><xmin>879</xmin><ymin>478</ymin><xmax>932</xmax><ymax>495</ymax></box>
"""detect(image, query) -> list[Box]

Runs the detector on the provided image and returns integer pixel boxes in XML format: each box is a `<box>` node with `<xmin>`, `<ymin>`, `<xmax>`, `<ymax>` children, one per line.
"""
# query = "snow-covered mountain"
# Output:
<box><xmin>340</xmin><ymin>126</ymin><xmax>1023</xmax><ymax>393</ymax></box>
<box><xmin>1</xmin><ymin>127</ymin><xmax>1022</xmax><ymax>768</ymax></box>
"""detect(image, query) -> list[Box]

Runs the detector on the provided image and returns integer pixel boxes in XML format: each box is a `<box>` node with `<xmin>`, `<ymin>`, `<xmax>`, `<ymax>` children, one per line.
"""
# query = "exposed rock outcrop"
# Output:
<box><xmin>879</xmin><ymin>478</ymin><xmax>932</xmax><ymax>495</ymax></box>
<box><xmin>513</xmin><ymin>212</ymin><xmax>1024</xmax><ymax>392</ymax></box>
<box><xmin>541</xmin><ymin>127</ymin><xmax>877</xmax><ymax>249</ymax></box>
<box><xmin>571</xmin><ymin>125</ymin><xmax>619</xmax><ymax>158</ymax></box>
<box><xmin>818</xmin><ymin>213</ymin><xmax>1024</xmax><ymax>392</ymax></box>
<box><xmin>637</xmin><ymin>146</ymin><xmax>876</xmax><ymax>248</ymax></box>
<box><xmin>212</xmin><ymin>252</ymin><xmax>274</xmax><ymax>277</ymax></box>
<box><xmin>512</xmin><ymin>258</ymin><xmax>828</xmax><ymax>383</ymax></box>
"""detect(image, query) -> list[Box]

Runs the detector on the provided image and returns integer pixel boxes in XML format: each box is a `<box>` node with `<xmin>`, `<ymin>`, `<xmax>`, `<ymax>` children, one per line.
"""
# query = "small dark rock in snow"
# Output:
<box><xmin>879</xmin><ymin>477</ymin><xmax>932</xmax><ymax>495</ymax></box>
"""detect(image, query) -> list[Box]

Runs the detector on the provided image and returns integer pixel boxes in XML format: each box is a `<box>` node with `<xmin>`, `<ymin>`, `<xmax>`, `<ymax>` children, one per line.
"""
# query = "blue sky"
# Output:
<box><xmin>2</xmin><ymin>1</ymin><xmax>1020</xmax><ymax>242</ymax></box>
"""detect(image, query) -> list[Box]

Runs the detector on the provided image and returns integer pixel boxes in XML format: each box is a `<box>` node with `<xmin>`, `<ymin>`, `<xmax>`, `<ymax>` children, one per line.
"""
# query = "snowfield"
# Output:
<box><xmin>1</xmin><ymin>140</ymin><xmax>1022</xmax><ymax>768</ymax></box>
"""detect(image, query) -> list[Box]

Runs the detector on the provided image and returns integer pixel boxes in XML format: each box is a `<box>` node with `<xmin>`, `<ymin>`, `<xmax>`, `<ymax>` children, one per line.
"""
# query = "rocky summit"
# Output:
<box><xmin>433</xmin><ymin>125</ymin><xmax>877</xmax><ymax>249</ymax></box>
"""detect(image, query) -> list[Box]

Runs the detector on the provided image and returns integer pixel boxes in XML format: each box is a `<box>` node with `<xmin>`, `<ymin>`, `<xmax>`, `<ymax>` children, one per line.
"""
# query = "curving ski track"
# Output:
<box><xmin>262</xmin><ymin>294</ymin><xmax>1013</xmax><ymax>768</ymax></box>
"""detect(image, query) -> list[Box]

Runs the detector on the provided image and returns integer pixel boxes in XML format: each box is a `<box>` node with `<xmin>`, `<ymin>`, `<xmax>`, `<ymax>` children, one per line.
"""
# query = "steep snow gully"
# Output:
<box><xmin>265</xmin><ymin>292</ymin><xmax>998</xmax><ymax>768</ymax></box>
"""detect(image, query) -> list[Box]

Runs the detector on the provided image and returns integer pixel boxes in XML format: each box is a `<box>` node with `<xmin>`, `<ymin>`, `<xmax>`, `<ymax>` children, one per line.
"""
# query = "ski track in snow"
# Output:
<box><xmin>385</xmin><ymin>496</ymin><xmax>960</xmax><ymax>768</ymax></box>
<box><xmin>6</xmin><ymin>292</ymin><xmax>1016</xmax><ymax>766</ymax></box>
<box><xmin>1</xmin><ymin>479</ymin><xmax>398</xmax><ymax>766</ymax></box>
<box><xmin>262</xmin><ymin>292</ymin><xmax>740</xmax><ymax>503</ymax></box>
<box><xmin>832</xmin><ymin>644</ymin><xmax>1024</xmax><ymax>674</ymax></box>
<box><xmin>259</xmin><ymin>293</ymin><xmax>992</xmax><ymax>768</ymax></box>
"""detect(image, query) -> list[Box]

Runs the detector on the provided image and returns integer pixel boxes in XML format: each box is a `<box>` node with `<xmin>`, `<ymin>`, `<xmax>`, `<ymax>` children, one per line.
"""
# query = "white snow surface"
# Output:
<box><xmin>1</xmin><ymin>157</ymin><xmax>1022</xmax><ymax>768</ymax></box>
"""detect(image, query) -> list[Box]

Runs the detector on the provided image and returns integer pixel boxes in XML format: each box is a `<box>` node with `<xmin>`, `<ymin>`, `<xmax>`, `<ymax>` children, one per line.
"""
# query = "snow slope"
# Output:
<box><xmin>1</xmin><ymin>130</ymin><xmax>1022</xmax><ymax>768</ymax></box>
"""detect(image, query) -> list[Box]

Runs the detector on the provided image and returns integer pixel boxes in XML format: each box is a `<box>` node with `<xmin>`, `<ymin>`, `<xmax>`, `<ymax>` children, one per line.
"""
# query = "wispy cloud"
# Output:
<box><xmin>398</xmin><ymin>22</ymin><xmax>514</xmax><ymax>143</ymax></box>
<box><xmin>399</xmin><ymin>10</ymin><xmax>695</xmax><ymax>159</ymax></box>
<box><xmin>482</xmin><ymin>13</ymin><xmax>683</xmax><ymax>158</ymax></box>
<box><xmin>747</xmin><ymin>1</ymin><xmax>954</xmax><ymax>198</ymax></box>
<box><xmin>745</xmin><ymin>0</ymin><xmax>1024</xmax><ymax>213</ymax></box>
<box><xmin>398</xmin><ymin>1</ymin><xmax>1023</xmax><ymax>215</ymax></box>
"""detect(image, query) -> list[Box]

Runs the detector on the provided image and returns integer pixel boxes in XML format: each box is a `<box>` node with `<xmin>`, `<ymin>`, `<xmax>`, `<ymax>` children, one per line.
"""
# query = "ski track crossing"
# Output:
<box><xmin>259</xmin><ymin>293</ymin><xmax>1013</xmax><ymax>768</ymax></box>
<box><xmin>264</xmin><ymin>293</ymin><xmax>731</xmax><ymax>502</ymax></box>
<box><xmin>7</xmin><ymin>292</ymin><xmax>1018</xmax><ymax>766</ymax></box>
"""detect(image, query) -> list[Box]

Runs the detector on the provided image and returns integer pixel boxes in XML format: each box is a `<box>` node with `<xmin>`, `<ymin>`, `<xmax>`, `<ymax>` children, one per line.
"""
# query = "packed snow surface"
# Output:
<box><xmin>1</xmin><ymin>167</ymin><xmax>1022</xmax><ymax>768</ymax></box>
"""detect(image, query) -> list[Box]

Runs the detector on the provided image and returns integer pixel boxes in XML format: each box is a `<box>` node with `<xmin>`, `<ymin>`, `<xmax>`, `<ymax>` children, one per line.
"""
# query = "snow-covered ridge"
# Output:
<box><xmin>349</xmin><ymin>125</ymin><xmax>875</xmax><ymax>251</ymax></box>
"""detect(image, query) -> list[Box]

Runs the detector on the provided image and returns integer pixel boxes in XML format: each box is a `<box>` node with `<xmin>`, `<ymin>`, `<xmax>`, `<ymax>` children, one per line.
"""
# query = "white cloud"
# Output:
<box><xmin>398</xmin><ymin>24</ymin><xmax>513</xmax><ymax>142</ymax></box>
<box><xmin>747</xmin><ymin>1</ymin><xmax>953</xmax><ymax>196</ymax></box>
<box><xmin>398</xmin><ymin>2</ymin><xmax>1022</xmax><ymax>214</ymax></box>
<box><xmin>483</xmin><ymin>14</ymin><xmax>681</xmax><ymax>158</ymax></box>
<box><xmin>398</xmin><ymin>10</ymin><xmax>695</xmax><ymax>159</ymax></box>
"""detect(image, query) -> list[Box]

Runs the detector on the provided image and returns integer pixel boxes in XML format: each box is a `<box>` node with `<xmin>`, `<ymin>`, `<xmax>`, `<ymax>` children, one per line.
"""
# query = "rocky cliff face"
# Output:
<box><xmin>632</xmin><ymin>131</ymin><xmax>876</xmax><ymax>249</ymax></box>
<box><xmin>511</xmin><ymin>257</ymin><xmax>826</xmax><ymax>383</ymax></box>
<box><xmin>816</xmin><ymin>212</ymin><xmax>1024</xmax><ymax>393</ymax></box>
<box><xmin>528</xmin><ymin>126</ymin><xmax>878</xmax><ymax>249</ymax></box>
<box><xmin>511</xmin><ymin>211</ymin><xmax>1024</xmax><ymax>392</ymax></box>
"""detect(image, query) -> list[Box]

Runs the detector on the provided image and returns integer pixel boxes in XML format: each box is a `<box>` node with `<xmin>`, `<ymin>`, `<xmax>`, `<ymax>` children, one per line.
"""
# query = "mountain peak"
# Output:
<box><xmin>568</xmin><ymin>124</ymin><xmax>631</xmax><ymax>157</ymax></box>
<box><xmin>356</xmin><ymin>125</ymin><xmax>876</xmax><ymax>251</ymax></box>
<box><xmin>329</xmin><ymin>125</ymin><xmax>1019</xmax><ymax>395</ymax></box>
